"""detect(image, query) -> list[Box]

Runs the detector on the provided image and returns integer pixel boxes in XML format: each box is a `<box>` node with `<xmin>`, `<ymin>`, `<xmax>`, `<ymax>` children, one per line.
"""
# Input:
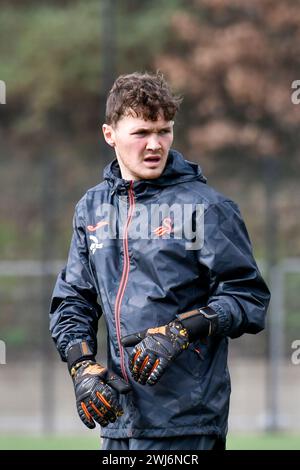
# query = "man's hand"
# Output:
<box><xmin>121</xmin><ymin>320</ymin><xmax>189</xmax><ymax>386</ymax></box>
<box><xmin>121</xmin><ymin>307</ymin><xmax>219</xmax><ymax>386</ymax></box>
<box><xmin>71</xmin><ymin>360</ymin><xmax>131</xmax><ymax>429</ymax></box>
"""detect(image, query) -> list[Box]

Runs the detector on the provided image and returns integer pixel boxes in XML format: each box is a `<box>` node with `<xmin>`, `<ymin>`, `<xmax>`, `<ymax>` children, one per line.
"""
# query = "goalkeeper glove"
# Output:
<box><xmin>121</xmin><ymin>307</ymin><xmax>218</xmax><ymax>386</ymax></box>
<box><xmin>67</xmin><ymin>342</ymin><xmax>131</xmax><ymax>429</ymax></box>
<box><xmin>121</xmin><ymin>320</ymin><xmax>189</xmax><ymax>386</ymax></box>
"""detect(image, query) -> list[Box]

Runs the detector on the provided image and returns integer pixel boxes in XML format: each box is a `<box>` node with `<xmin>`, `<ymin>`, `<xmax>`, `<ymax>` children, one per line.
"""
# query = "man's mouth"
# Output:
<box><xmin>144</xmin><ymin>155</ymin><xmax>161</xmax><ymax>166</ymax></box>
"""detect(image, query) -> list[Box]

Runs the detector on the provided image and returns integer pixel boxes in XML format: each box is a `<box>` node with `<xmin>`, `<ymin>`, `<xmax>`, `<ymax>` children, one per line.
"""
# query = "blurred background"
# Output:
<box><xmin>0</xmin><ymin>0</ymin><xmax>300</xmax><ymax>450</ymax></box>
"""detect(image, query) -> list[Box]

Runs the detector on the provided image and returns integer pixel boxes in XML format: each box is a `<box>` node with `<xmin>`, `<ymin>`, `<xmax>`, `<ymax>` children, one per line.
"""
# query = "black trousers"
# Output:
<box><xmin>101</xmin><ymin>435</ymin><xmax>225</xmax><ymax>451</ymax></box>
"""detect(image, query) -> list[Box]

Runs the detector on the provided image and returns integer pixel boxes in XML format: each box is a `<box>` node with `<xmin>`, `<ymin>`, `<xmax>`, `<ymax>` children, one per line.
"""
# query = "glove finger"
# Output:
<box><xmin>93</xmin><ymin>387</ymin><xmax>122</xmax><ymax>423</ymax></box>
<box><xmin>129</xmin><ymin>346</ymin><xmax>142</xmax><ymax>372</ymax></box>
<box><xmin>137</xmin><ymin>354</ymin><xmax>157</xmax><ymax>385</ymax></box>
<box><xmin>131</xmin><ymin>348</ymin><xmax>147</xmax><ymax>375</ymax></box>
<box><xmin>104</xmin><ymin>392</ymin><xmax>124</xmax><ymax>418</ymax></box>
<box><xmin>147</xmin><ymin>357</ymin><xmax>168</xmax><ymax>386</ymax></box>
<box><xmin>132</xmin><ymin>350</ymin><xmax>150</xmax><ymax>381</ymax></box>
<box><xmin>77</xmin><ymin>400</ymin><xmax>96</xmax><ymax>429</ymax></box>
<box><xmin>86</xmin><ymin>400</ymin><xmax>109</xmax><ymax>427</ymax></box>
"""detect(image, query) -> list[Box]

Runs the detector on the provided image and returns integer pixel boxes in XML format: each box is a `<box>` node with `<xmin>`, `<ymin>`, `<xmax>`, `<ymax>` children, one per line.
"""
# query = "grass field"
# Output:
<box><xmin>0</xmin><ymin>433</ymin><xmax>299</xmax><ymax>450</ymax></box>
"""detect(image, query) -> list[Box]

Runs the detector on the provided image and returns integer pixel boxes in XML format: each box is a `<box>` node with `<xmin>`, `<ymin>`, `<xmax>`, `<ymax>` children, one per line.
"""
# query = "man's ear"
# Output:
<box><xmin>102</xmin><ymin>124</ymin><xmax>115</xmax><ymax>147</ymax></box>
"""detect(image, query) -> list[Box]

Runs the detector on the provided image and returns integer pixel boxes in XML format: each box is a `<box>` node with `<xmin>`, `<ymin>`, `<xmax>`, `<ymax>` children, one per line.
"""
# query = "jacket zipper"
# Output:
<box><xmin>114</xmin><ymin>181</ymin><xmax>135</xmax><ymax>382</ymax></box>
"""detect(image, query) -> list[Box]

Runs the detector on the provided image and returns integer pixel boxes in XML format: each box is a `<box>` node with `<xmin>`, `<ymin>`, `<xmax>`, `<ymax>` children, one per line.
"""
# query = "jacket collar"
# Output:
<box><xmin>103</xmin><ymin>149</ymin><xmax>206</xmax><ymax>195</ymax></box>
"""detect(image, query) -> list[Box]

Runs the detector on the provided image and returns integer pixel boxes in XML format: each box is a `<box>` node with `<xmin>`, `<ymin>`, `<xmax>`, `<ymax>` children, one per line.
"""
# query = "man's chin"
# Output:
<box><xmin>138</xmin><ymin>161</ymin><xmax>167</xmax><ymax>180</ymax></box>
<box><xmin>140</xmin><ymin>168</ymin><xmax>164</xmax><ymax>180</ymax></box>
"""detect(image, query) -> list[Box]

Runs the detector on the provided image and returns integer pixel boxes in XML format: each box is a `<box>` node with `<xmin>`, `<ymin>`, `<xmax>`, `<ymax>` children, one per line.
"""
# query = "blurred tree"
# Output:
<box><xmin>156</xmin><ymin>0</ymin><xmax>300</xmax><ymax>175</ymax></box>
<box><xmin>0</xmin><ymin>0</ymin><xmax>299</xmax><ymax>258</ymax></box>
<box><xmin>0</xmin><ymin>0</ymin><xmax>181</xmax><ymax>258</ymax></box>
<box><xmin>0</xmin><ymin>0</ymin><xmax>180</xmax><ymax>141</ymax></box>
<box><xmin>155</xmin><ymin>0</ymin><xmax>300</xmax><ymax>256</ymax></box>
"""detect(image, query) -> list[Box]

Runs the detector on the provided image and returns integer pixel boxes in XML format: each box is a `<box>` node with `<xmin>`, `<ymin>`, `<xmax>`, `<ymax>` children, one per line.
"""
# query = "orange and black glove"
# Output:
<box><xmin>71</xmin><ymin>360</ymin><xmax>131</xmax><ymax>429</ymax></box>
<box><xmin>67</xmin><ymin>341</ymin><xmax>131</xmax><ymax>429</ymax></box>
<box><xmin>121</xmin><ymin>307</ymin><xmax>219</xmax><ymax>386</ymax></box>
<box><xmin>121</xmin><ymin>320</ymin><xmax>189</xmax><ymax>386</ymax></box>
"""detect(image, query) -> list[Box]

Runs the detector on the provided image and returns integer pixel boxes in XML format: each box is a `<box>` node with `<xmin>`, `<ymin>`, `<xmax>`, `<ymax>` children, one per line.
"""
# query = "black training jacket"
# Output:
<box><xmin>50</xmin><ymin>149</ymin><xmax>270</xmax><ymax>440</ymax></box>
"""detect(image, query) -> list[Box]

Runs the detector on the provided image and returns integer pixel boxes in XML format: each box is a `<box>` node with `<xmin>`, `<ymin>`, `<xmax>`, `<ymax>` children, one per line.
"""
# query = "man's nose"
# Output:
<box><xmin>146</xmin><ymin>134</ymin><xmax>162</xmax><ymax>151</ymax></box>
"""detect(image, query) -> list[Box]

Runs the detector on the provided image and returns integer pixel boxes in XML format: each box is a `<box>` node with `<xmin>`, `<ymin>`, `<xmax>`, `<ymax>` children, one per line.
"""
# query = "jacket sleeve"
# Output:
<box><xmin>49</xmin><ymin>200</ymin><xmax>102</xmax><ymax>361</ymax></box>
<box><xmin>198</xmin><ymin>200</ymin><xmax>270</xmax><ymax>339</ymax></box>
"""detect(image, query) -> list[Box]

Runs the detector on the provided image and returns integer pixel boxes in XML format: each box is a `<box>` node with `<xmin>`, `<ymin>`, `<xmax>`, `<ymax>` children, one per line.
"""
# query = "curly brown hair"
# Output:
<box><xmin>105</xmin><ymin>71</ymin><xmax>182</xmax><ymax>126</ymax></box>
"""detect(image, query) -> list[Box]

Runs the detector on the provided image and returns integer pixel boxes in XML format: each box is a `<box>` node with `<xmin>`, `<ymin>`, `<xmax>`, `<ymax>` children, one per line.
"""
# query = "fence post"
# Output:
<box><xmin>265</xmin><ymin>263</ymin><xmax>285</xmax><ymax>430</ymax></box>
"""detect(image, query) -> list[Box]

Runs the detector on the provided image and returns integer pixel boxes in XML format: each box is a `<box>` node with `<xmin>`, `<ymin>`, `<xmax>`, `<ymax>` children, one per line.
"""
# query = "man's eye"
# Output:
<box><xmin>159</xmin><ymin>130</ymin><xmax>170</xmax><ymax>134</ymax></box>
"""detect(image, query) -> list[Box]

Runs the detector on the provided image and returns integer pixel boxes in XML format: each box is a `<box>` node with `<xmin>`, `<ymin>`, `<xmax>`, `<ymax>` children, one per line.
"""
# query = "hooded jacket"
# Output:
<box><xmin>50</xmin><ymin>149</ymin><xmax>270</xmax><ymax>440</ymax></box>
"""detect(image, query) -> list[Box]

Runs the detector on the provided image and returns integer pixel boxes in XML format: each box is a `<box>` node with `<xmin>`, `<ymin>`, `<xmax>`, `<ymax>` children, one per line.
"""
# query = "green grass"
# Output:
<box><xmin>226</xmin><ymin>433</ymin><xmax>300</xmax><ymax>450</ymax></box>
<box><xmin>0</xmin><ymin>435</ymin><xmax>100</xmax><ymax>450</ymax></box>
<box><xmin>0</xmin><ymin>433</ymin><xmax>299</xmax><ymax>450</ymax></box>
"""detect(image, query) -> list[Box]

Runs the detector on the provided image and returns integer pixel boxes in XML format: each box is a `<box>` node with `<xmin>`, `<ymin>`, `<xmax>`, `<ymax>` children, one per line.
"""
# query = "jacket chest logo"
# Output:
<box><xmin>89</xmin><ymin>235</ymin><xmax>103</xmax><ymax>254</ymax></box>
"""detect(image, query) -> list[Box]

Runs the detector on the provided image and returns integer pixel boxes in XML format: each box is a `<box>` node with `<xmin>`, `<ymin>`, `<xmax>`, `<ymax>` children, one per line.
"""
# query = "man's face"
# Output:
<box><xmin>102</xmin><ymin>113</ymin><xmax>174</xmax><ymax>181</ymax></box>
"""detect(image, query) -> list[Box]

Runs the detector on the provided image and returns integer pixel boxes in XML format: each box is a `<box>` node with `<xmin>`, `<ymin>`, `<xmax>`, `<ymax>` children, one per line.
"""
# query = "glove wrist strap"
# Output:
<box><xmin>176</xmin><ymin>306</ymin><xmax>219</xmax><ymax>341</ymax></box>
<box><xmin>66</xmin><ymin>341</ymin><xmax>95</xmax><ymax>373</ymax></box>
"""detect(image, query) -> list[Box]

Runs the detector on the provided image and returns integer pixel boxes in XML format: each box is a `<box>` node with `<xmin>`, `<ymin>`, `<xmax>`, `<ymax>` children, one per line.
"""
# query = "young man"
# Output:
<box><xmin>49</xmin><ymin>72</ymin><xmax>270</xmax><ymax>450</ymax></box>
